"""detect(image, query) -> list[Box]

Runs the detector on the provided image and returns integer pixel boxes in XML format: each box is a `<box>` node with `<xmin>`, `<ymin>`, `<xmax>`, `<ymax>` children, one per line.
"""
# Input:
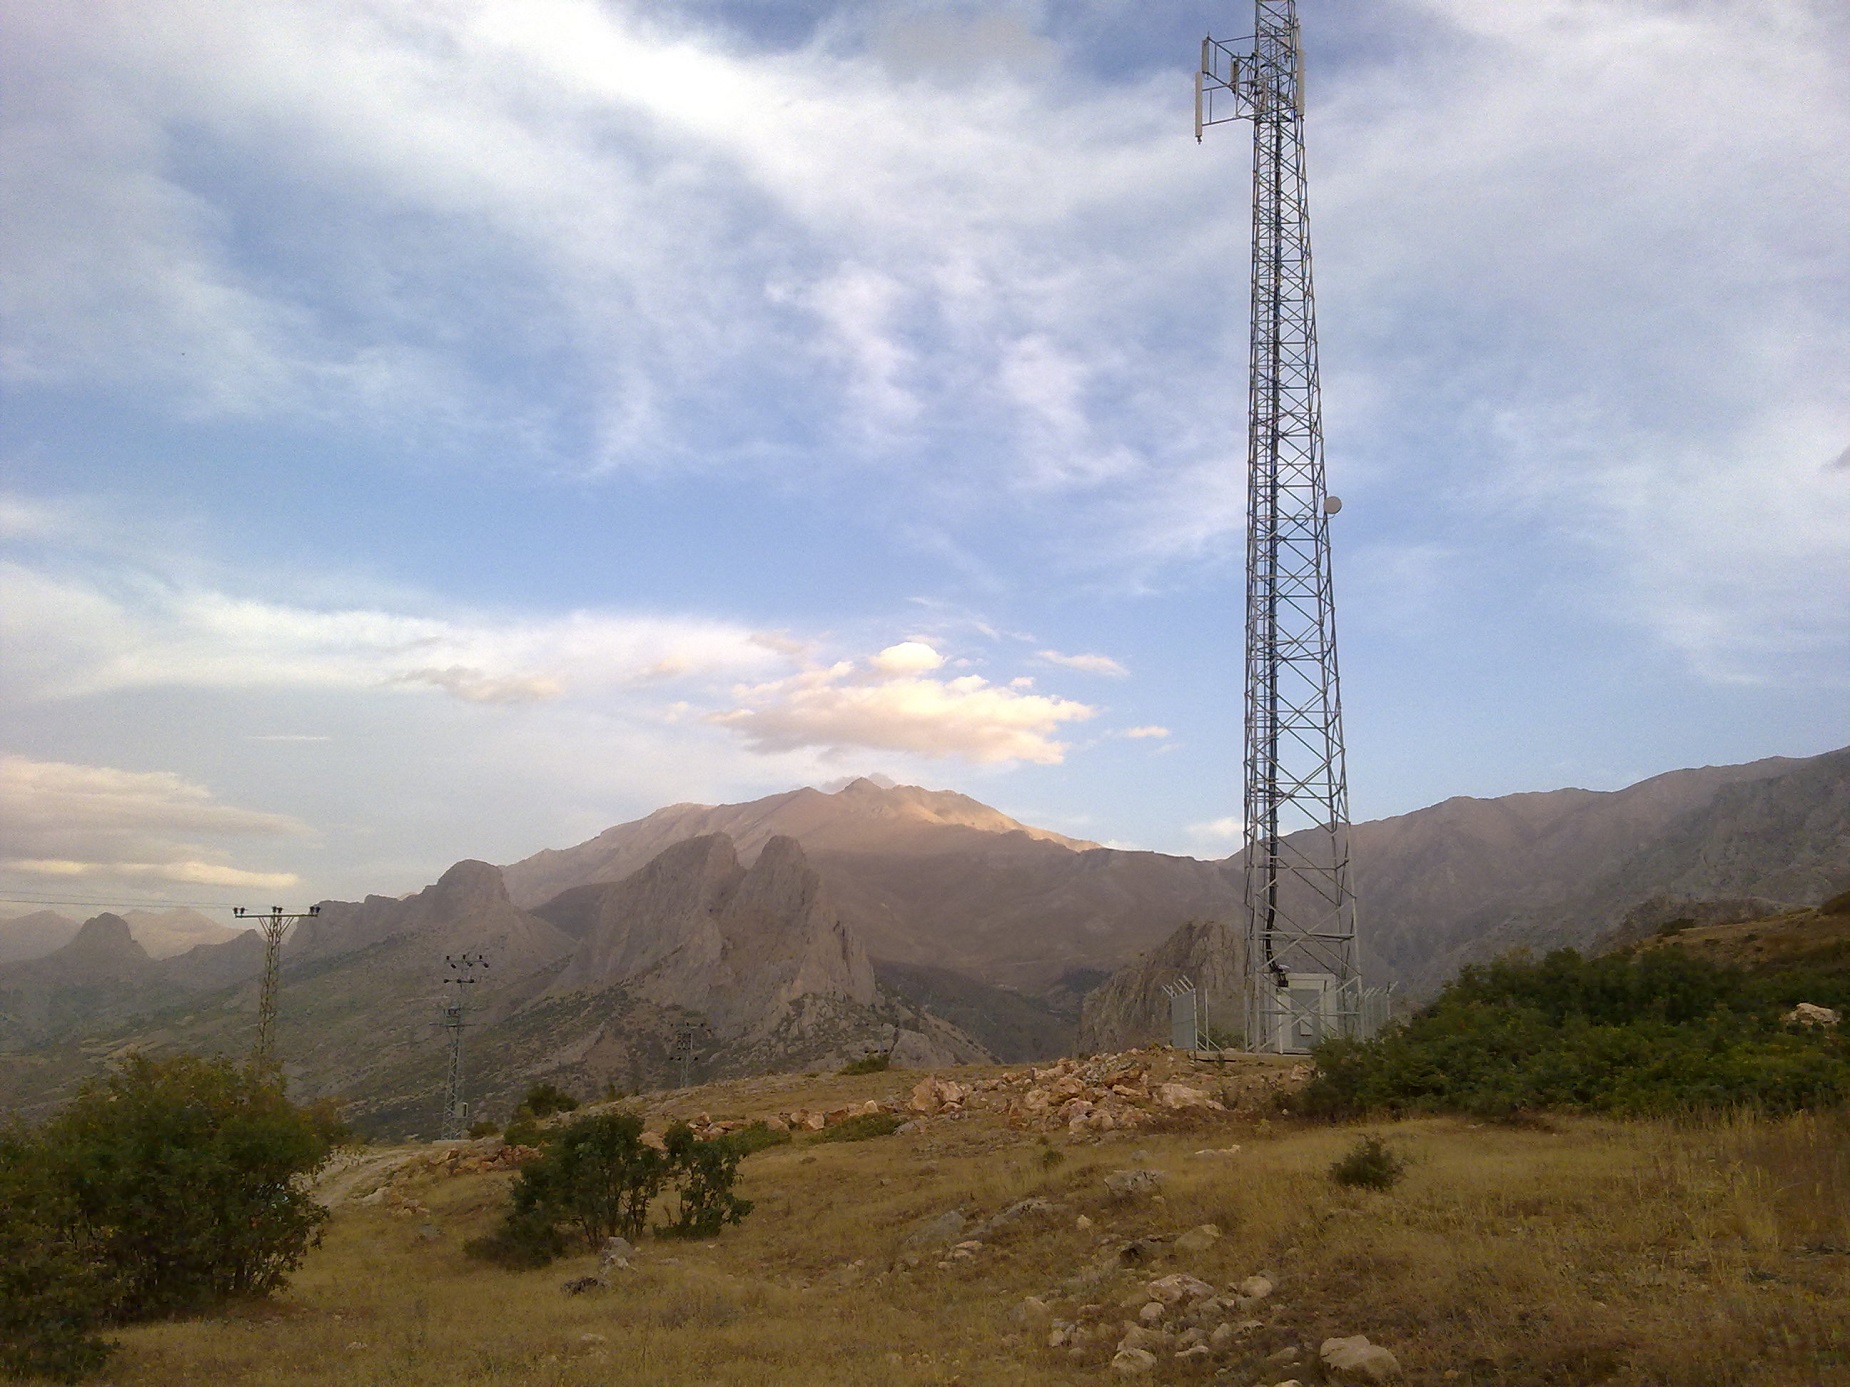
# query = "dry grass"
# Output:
<box><xmin>82</xmin><ymin>1067</ymin><xmax>1850</xmax><ymax>1387</ymax></box>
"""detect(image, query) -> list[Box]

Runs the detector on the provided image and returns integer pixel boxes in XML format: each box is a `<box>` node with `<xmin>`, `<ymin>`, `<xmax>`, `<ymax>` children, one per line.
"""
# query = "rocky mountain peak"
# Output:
<box><xmin>66</xmin><ymin>913</ymin><xmax>150</xmax><ymax>962</ymax></box>
<box><xmin>429</xmin><ymin>859</ymin><xmax>512</xmax><ymax>911</ymax></box>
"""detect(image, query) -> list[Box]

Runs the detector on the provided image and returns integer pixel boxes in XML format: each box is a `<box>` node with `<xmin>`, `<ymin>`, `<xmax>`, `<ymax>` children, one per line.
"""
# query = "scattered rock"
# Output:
<box><xmin>1267</xmin><ymin>1344</ymin><xmax>1303</xmax><ymax>1365</ymax></box>
<box><xmin>1137</xmin><ymin>1301</ymin><xmax>1165</xmax><ymax>1324</ymax></box>
<box><xmin>1192</xmin><ymin>1145</ymin><xmax>1243</xmax><ymax>1158</ymax></box>
<box><xmin>1174</xmin><ymin>1223</ymin><xmax>1222</xmax><ymax>1252</ymax></box>
<box><xmin>1321</xmin><ymin>1334</ymin><xmax>1403</xmax><ymax>1384</ymax></box>
<box><xmin>1015</xmin><ymin>1295</ymin><xmax>1053</xmax><ymax>1324</ymax></box>
<box><xmin>560</xmin><ymin>1275</ymin><xmax>608</xmax><ymax>1295</ymax></box>
<box><xmin>902</xmin><ymin>1209</ymin><xmax>968</xmax><ymax>1250</ymax></box>
<box><xmin>1110</xmin><ymin>1347</ymin><xmax>1158</xmax><ymax>1375</ymax></box>
<box><xmin>1787</xmin><ymin>1002</ymin><xmax>1841</xmax><ymax>1028</ymax></box>
<box><xmin>1147</xmin><ymin>1272</ymin><xmax>1216</xmax><ymax>1305</ymax></box>
<box><xmin>578</xmin><ymin>1332</ymin><xmax>607</xmax><ymax>1345</ymax></box>
<box><xmin>414</xmin><ymin>1222</ymin><xmax>442</xmax><ymax>1242</ymax></box>
<box><xmin>1175</xmin><ymin>1343</ymin><xmax>1213</xmax><ymax>1362</ymax></box>
<box><xmin>1118</xmin><ymin>1325</ymin><xmax>1168</xmax><ymax>1353</ymax></box>
<box><xmin>1236</xmin><ymin>1274</ymin><xmax>1274</xmax><ymax>1300</ymax></box>
<box><xmin>1104</xmin><ymin>1169</ymin><xmax>1164</xmax><ymax>1201</ymax></box>
<box><xmin>974</xmin><ymin>1197</ymin><xmax>1058</xmax><ymax>1239</ymax></box>
<box><xmin>599</xmin><ymin>1235</ymin><xmax>635</xmax><ymax>1270</ymax></box>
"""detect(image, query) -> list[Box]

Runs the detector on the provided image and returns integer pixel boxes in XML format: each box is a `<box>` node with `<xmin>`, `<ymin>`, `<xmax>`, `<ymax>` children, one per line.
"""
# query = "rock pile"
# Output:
<box><xmin>902</xmin><ymin>1051</ymin><xmax>1309</xmax><ymax>1135</ymax></box>
<box><xmin>682</xmin><ymin>1098</ymin><xmax>889</xmax><ymax>1140</ymax></box>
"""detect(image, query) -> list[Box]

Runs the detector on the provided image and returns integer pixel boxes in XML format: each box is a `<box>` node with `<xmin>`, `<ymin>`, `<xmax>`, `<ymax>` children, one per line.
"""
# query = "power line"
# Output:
<box><xmin>0</xmin><ymin>895</ymin><xmax>250</xmax><ymax>913</ymax></box>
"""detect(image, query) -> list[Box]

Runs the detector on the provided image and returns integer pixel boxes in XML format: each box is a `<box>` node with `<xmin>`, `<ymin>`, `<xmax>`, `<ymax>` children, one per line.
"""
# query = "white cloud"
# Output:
<box><xmin>869</xmin><ymin>640</ymin><xmax>945</xmax><ymax>675</ymax></box>
<box><xmin>390</xmin><ymin>666</ymin><xmax>563</xmax><ymax>705</ymax></box>
<box><xmin>0</xmin><ymin>558</ymin><xmax>788</xmax><ymax>704</ymax></box>
<box><xmin>0</xmin><ymin>755</ymin><xmax>308</xmax><ymax>894</ymax></box>
<box><xmin>1123</xmin><ymin>725</ymin><xmax>1169</xmax><ymax>740</ymax></box>
<box><xmin>1037</xmin><ymin>649</ymin><xmax>1129</xmax><ymax>678</ymax></box>
<box><xmin>711</xmin><ymin>650</ymin><xmax>1096</xmax><ymax>764</ymax></box>
<box><xmin>1186</xmin><ymin>816</ymin><xmax>1244</xmax><ymax>844</ymax></box>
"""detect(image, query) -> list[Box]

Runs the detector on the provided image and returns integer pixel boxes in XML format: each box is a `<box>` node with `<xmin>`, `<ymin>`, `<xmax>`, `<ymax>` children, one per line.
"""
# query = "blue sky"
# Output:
<box><xmin>3</xmin><ymin>0</ymin><xmax>1847</xmax><ymax>910</ymax></box>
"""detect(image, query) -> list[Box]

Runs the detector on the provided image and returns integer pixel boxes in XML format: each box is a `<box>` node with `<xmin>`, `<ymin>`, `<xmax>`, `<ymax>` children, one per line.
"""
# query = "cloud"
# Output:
<box><xmin>1123</xmin><ymin>725</ymin><xmax>1169</xmax><ymax>739</ymax></box>
<box><xmin>869</xmin><ymin>640</ymin><xmax>945</xmax><ymax>675</ymax></box>
<box><xmin>1186</xmin><ymin>816</ymin><xmax>1244</xmax><ymax>844</ymax></box>
<box><xmin>391</xmin><ymin>666</ymin><xmax>563</xmax><ymax>705</ymax></box>
<box><xmin>0</xmin><ymin>558</ymin><xmax>789</xmax><ymax>704</ymax></box>
<box><xmin>0</xmin><ymin>755</ymin><xmax>308</xmax><ymax>893</ymax></box>
<box><xmin>1037</xmin><ymin>649</ymin><xmax>1129</xmax><ymax>678</ymax></box>
<box><xmin>711</xmin><ymin>649</ymin><xmax>1096</xmax><ymax>764</ymax></box>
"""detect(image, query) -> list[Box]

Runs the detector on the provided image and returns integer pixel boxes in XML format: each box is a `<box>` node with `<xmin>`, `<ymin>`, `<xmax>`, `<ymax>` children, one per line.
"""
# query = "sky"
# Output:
<box><xmin>2</xmin><ymin>0</ymin><xmax>1847</xmax><ymax>913</ymax></box>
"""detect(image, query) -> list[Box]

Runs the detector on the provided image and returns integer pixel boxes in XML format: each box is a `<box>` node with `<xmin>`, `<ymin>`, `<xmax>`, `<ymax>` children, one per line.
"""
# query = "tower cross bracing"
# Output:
<box><xmin>1197</xmin><ymin>1</ymin><xmax>1364</xmax><ymax>1053</ymax></box>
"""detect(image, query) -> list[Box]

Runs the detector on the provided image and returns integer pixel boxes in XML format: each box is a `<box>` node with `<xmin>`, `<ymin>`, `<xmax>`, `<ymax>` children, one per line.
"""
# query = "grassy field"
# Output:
<box><xmin>87</xmin><ymin>1061</ymin><xmax>1850</xmax><ymax>1387</ymax></box>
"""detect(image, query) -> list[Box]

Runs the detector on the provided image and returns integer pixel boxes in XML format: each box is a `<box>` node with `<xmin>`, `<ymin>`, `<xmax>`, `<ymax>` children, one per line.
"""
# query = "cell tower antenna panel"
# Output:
<box><xmin>234</xmin><ymin>903</ymin><xmax>320</xmax><ymax>1070</ymax></box>
<box><xmin>1197</xmin><ymin>2</ymin><xmax>1363</xmax><ymax>1054</ymax></box>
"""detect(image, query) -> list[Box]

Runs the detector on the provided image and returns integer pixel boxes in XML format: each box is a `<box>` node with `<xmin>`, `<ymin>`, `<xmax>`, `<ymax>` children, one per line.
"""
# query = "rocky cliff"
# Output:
<box><xmin>1077</xmin><ymin>918</ymin><xmax>1244</xmax><ymax>1054</ymax></box>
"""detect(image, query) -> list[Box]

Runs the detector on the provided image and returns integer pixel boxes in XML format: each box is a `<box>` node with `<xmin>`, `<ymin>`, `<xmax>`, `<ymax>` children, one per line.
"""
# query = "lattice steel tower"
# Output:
<box><xmin>1197</xmin><ymin>2</ymin><xmax>1362</xmax><ymax>1053</ymax></box>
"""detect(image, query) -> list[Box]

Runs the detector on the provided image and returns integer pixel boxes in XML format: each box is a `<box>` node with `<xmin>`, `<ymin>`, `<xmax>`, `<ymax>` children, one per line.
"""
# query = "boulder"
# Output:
<box><xmin>1174</xmin><ymin>1223</ymin><xmax>1222</xmax><ymax>1252</ymax></box>
<box><xmin>1110</xmin><ymin>1347</ymin><xmax>1158</xmax><ymax>1375</ymax></box>
<box><xmin>1321</xmin><ymin>1334</ymin><xmax>1402</xmax><ymax>1384</ymax></box>
<box><xmin>1147</xmin><ymin>1272</ymin><xmax>1216</xmax><ymax>1305</ymax></box>
<box><xmin>1104</xmin><ymin>1168</ymin><xmax>1164</xmax><ymax>1201</ymax></box>
<box><xmin>1786</xmin><ymin>1002</ymin><xmax>1841</xmax><ymax>1027</ymax></box>
<box><xmin>1236</xmin><ymin>1274</ymin><xmax>1273</xmax><ymax>1300</ymax></box>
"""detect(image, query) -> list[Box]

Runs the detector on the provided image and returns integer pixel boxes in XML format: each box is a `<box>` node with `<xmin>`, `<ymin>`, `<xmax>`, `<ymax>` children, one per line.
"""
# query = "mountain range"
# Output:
<box><xmin>1</xmin><ymin>746</ymin><xmax>1844</xmax><ymax>1133</ymax></box>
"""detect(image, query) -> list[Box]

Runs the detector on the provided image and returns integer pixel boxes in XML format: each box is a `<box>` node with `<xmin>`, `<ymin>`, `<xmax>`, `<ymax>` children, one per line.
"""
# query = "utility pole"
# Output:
<box><xmin>440</xmin><ymin>953</ymin><xmax>488</xmax><ymax>1139</ymax></box>
<box><xmin>1197</xmin><ymin>2</ymin><xmax>1363</xmax><ymax>1053</ymax></box>
<box><xmin>234</xmin><ymin>903</ymin><xmax>320</xmax><ymax>1069</ymax></box>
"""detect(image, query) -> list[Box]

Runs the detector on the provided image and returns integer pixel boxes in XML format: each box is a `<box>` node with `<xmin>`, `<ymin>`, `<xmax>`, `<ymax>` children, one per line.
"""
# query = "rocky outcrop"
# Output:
<box><xmin>543</xmin><ymin>833</ymin><xmax>875</xmax><ymax>1043</ymax></box>
<box><xmin>1078</xmin><ymin>919</ymin><xmax>1242</xmax><ymax>1054</ymax></box>
<box><xmin>294</xmin><ymin>859</ymin><xmax>574</xmax><ymax>975</ymax></box>
<box><xmin>501</xmin><ymin>777</ymin><xmax>1099</xmax><ymax>908</ymax></box>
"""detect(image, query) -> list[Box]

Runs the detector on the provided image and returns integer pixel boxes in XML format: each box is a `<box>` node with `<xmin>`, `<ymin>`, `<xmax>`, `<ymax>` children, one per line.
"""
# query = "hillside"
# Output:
<box><xmin>71</xmin><ymin>1054</ymin><xmax>1850</xmax><ymax>1387</ymax></box>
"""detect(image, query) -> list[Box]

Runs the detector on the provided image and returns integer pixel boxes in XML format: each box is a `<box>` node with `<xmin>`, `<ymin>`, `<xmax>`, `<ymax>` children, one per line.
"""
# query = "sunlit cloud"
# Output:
<box><xmin>711</xmin><ymin>644</ymin><xmax>1096</xmax><ymax>764</ymax></box>
<box><xmin>1037</xmin><ymin>649</ymin><xmax>1129</xmax><ymax>678</ymax></box>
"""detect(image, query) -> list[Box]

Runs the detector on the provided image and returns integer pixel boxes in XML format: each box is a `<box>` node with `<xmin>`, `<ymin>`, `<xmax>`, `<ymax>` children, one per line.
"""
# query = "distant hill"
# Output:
<box><xmin>1344</xmin><ymin>746</ymin><xmax>1850</xmax><ymax>995</ymax></box>
<box><xmin>0</xmin><ymin>906</ymin><xmax>244</xmax><ymax>964</ymax></box>
<box><xmin>500</xmin><ymin>776</ymin><xmax>1100</xmax><ymax>908</ymax></box>
<box><xmin>0</xmin><ymin>909</ymin><xmax>80</xmax><ymax>964</ymax></box>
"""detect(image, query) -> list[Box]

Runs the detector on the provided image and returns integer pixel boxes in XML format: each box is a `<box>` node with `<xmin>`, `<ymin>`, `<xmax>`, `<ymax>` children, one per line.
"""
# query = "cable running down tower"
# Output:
<box><xmin>1197</xmin><ymin>2</ymin><xmax>1363</xmax><ymax>1053</ymax></box>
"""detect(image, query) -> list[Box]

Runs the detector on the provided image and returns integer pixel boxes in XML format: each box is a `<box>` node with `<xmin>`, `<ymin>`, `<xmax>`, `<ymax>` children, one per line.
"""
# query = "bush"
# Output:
<box><xmin>467</xmin><ymin>1118</ymin><xmax>501</xmax><ymax>1139</ymax></box>
<box><xmin>1296</xmin><ymin>947</ymin><xmax>1850</xmax><ymax>1120</ymax></box>
<box><xmin>1</xmin><ymin>1055</ymin><xmax>339</xmax><ymax>1381</ymax></box>
<box><xmin>837</xmin><ymin>1053</ymin><xmax>890</xmax><ymax>1075</ymax></box>
<box><xmin>811</xmin><ymin>1112</ymin><xmax>902</xmax><ymax>1143</ymax></box>
<box><xmin>519</xmin><ymin>1082</ymin><xmax>580</xmax><ymax>1118</ymax></box>
<box><xmin>657</xmin><ymin>1124</ymin><xmax>753</xmax><ymax>1238</ymax></box>
<box><xmin>0</xmin><ymin>1130</ymin><xmax>118</xmax><ymax>1383</ymax></box>
<box><xmin>38</xmin><ymin>1055</ymin><xmax>338</xmax><ymax>1317</ymax></box>
<box><xmin>1330</xmin><ymin>1134</ymin><xmax>1408</xmax><ymax>1190</ymax></box>
<box><xmin>470</xmin><ymin>1111</ymin><xmax>758</xmax><ymax>1267</ymax></box>
<box><xmin>713</xmin><ymin>1121</ymin><xmax>792</xmax><ymax>1157</ymax></box>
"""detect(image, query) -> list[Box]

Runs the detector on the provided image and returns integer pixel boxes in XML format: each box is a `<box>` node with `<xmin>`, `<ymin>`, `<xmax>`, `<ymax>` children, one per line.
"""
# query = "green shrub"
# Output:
<box><xmin>460</xmin><ymin>1208</ymin><xmax>566</xmax><ymax>1269</ymax></box>
<box><xmin>811</xmin><ymin>1112</ymin><xmax>902</xmax><ymax>1143</ymax></box>
<box><xmin>502</xmin><ymin>1116</ymin><xmax>545</xmax><ymax>1149</ymax></box>
<box><xmin>1296</xmin><ymin>947</ymin><xmax>1850</xmax><ymax>1120</ymax></box>
<box><xmin>470</xmin><ymin>1111</ymin><xmax>757</xmax><ymax>1267</ymax></box>
<box><xmin>520</xmin><ymin>1082</ymin><xmax>580</xmax><ymax>1118</ymax></box>
<box><xmin>38</xmin><ymin>1054</ymin><xmax>337</xmax><ymax>1317</ymax></box>
<box><xmin>0</xmin><ymin>1129</ymin><xmax>118</xmax><ymax>1383</ymax></box>
<box><xmin>837</xmin><ymin>1053</ymin><xmax>890</xmax><ymax>1075</ymax></box>
<box><xmin>1</xmin><ymin>1055</ymin><xmax>339</xmax><ymax>1380</ymax></box>
<box><xmin>714</xmin><ymin>1121</ymin><xmax>792</xmax><ymax>1157</ymax></box>
<box><xmin>1330</xmin><ymin>1134</ymin><xmax>1408</xmax><ymax>1190</ymax></box>
<box><xmin>657</xmin><ymin>1124</ymin><xmax>753</xmax><ymax>1238</ymax></box>
<box><xmin>466</xmin><ymin>1119</ymin><xmax>501</xmax><ymax>1139</ymax></box>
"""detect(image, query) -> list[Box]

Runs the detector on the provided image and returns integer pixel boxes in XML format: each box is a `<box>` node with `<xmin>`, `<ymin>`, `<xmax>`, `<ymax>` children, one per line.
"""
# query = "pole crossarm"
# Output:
<box><xmin>235</xmin><ymin>904</ymin><xmax>320</xmax><ymax>1069</ymax></box>
<box><xmin>1198</xmin><ymin>1</ymin><xmax>1364</xmax><ymax>1054</ymax></box>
